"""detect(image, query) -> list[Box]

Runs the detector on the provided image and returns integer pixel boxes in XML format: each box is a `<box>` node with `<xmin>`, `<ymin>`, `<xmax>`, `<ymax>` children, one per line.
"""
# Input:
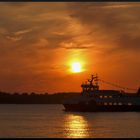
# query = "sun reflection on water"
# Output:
<box><xmin>64</xmin><ymin>114</ymin><xmax>89</xmax><ymax>138</ymax></box>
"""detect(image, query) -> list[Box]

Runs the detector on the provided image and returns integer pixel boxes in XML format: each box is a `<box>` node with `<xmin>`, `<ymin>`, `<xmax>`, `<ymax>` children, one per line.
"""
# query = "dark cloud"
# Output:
<box><xmin>116</xmin><ymin>34</ymin><xmax>140</xmax><ymax>50</ymax></box>
<box><xmin>67</xmin><ymin>2</ymin><xmax>140</xmax><ymax>53</ymax></box>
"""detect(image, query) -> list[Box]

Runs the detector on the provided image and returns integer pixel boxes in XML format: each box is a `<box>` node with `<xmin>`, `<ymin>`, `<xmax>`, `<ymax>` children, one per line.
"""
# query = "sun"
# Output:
<box><xmin>71</xmin><ymin>62</ymin><xmax>82</xmax><ymax>73</ymax></box>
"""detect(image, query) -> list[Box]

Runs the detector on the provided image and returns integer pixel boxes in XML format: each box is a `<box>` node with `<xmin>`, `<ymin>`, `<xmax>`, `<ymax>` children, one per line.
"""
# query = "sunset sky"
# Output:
<box><xmin>0</xmin><ymin>2</ymin><xmax>140</xmax><ymax>94</ymax></box>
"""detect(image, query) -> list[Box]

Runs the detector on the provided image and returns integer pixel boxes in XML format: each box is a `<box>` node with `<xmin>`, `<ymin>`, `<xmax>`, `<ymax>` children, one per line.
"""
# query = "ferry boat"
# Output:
<box><xmin>63</xmin><ymin>74</ymin><xmax>140</xmax><ymax>112</ymax></box>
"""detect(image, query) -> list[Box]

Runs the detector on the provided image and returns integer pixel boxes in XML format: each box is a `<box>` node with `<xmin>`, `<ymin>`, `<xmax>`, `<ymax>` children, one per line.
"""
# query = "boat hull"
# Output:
<box><xmin>63</xmin><ymin>103</ymin><xmax>140</xmax><ymax>112</ymax></box>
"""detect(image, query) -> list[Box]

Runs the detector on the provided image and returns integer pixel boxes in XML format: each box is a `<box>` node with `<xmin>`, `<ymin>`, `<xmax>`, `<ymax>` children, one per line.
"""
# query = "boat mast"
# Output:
<box><xmin>81</xmin><ymin>74</ymin><xmax>99</xmax><ymax>96</ymax></box>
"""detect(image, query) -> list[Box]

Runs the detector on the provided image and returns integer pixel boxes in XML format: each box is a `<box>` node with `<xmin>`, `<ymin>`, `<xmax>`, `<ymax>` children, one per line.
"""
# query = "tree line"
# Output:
<box><xmin>0</xmin><ymin>91</ymin><xmax>81</xmax><ymax>104</ymax></box>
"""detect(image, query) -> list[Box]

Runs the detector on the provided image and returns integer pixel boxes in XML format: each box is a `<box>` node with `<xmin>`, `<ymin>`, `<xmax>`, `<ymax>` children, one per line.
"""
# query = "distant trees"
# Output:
<box><xmin>0</xmin><ymin>91</ymin><xmax>80</xmax><ymax>104</ymax></box>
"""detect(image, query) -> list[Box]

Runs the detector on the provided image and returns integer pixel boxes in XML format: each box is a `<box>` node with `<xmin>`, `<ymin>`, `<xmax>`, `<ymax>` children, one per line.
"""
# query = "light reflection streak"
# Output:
<box><xmin>64</xmin><ymin>114</ymin><xmax>89</xmax><ymax>138</ymax></box>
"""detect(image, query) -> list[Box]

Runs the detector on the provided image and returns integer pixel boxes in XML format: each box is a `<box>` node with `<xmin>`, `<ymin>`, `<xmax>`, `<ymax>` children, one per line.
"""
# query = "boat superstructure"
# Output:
<box><xmin>63</xmin><ymin>74</ymin><xmax>140</xmax><ymax>112</ymax></box>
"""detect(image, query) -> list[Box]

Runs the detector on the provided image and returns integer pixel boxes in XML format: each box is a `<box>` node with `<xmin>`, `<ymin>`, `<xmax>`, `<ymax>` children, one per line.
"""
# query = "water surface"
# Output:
<box><xmin>0</xmin><ymin>104</ymin><xmax>140</xmax><ymax>138</ymax></box>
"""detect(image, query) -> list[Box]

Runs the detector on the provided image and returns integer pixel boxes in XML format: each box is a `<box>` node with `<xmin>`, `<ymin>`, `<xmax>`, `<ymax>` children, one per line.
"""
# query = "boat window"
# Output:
<box><xmin>118</xmin><ymin>102</ymin><xmax>122</xmax><ymax>105</ymax></box>
<box><xmin>104</xmin><ymin>96</ymin><xmax>108</xmax><ymax>98</ymax></box>
<box><xmin>109</xmin><ymin>96</ymin><xmax>112</xmax><ymax>98</ymax></box>
<box><xmin>100</xmin><ymin>96</ymin><xmax>103</xmax><ymax>98</ymax></box>
<box><xmin>113</xmin><ymin>102</ymin><xmax>117</xmax><ymax>105</ymax></box>
<box><xmin>128</xmin><ymin>103</ymin><xmax>132</xmax><ymax>105</ymax></box>
<box><xmin>104</xmin><ymin>102</ymin><xmax>108</xmax><ymax>105</ymax></box>
<box><xmin>109</xmin><ymin>102</ymin><xmax>112</xmax><ymax>105</ymax></box>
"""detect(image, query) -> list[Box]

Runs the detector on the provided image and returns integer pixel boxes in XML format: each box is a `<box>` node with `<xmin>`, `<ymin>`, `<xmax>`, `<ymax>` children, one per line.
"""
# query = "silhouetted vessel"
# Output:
<box><xmin>63</xmin><ymin>74</ymin><xmax>140</xmax><ymax>112</ymax></box>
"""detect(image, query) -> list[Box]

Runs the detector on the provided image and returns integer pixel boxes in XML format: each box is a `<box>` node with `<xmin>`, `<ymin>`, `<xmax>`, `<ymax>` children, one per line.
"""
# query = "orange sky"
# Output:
<box><xmin>0</xmin><ymin>2</ymin><xmax>140</xmax><ymax>94</ymax></box>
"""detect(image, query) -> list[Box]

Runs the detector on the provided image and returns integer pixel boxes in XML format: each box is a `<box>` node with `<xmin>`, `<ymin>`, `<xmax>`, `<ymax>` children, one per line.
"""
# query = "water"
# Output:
<box><xmin>0</xmin><ymin>104</ymin><xmax>140</xmax><ymax>138</ymax></box>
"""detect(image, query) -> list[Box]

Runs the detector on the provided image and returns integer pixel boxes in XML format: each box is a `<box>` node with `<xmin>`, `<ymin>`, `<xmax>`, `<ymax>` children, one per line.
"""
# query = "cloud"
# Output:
<box><xmin>1</xmin><ymin>2</ymin><xmax>140</xmax><ymax>52</ymax></box>
<box><xmin>14</xmin><ymin>29</ymin><xmax>32</xmax><ymax>36</ymax></box>
<box><xmin>6</xmin><ymin>35</ymin><xmax>22</xmax><ymax>42</ymax></box>
<box><xmin>116</xmin><ymin>34</ymin><xmax>140</xmax><ymax>51</ymax></box>
<box><xmin>67</xmin><ymin>2</ymin><xmax>140</xmax><ymax>53</ymax></box>
<box><xmin>5</xmin><ymin>28</ymin><xmax>33</xmax><ymax>42</ymax></box>
<box><xmin>61</xmin><ymin>41</ymin><xmax>94</xmax><ymax>49</ymax></box>
<box><xmin>0</xmin><ymin>3</ymin><xmax>71</xmax><ymax>47</ymax></box>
